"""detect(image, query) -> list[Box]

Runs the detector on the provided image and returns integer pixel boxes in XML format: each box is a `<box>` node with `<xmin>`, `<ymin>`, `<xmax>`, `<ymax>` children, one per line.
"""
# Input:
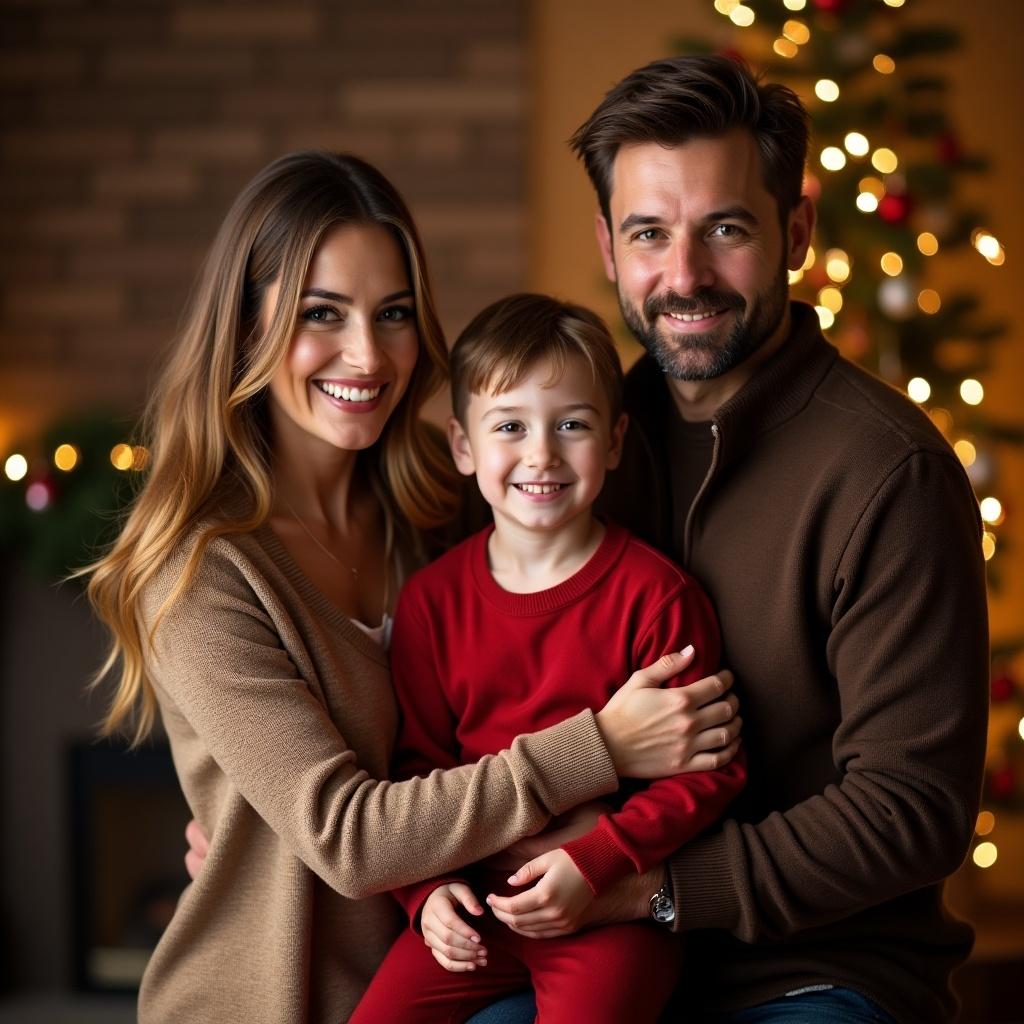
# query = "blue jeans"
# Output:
<box><xmin>466</xmin><ymin>987</ymin><xmax>897</xmax><ymax>1023</ymax></box>
<box><xmin>466</xmin><ymin>992</ymin><xmax>534</xmax><ymax>1024</ymax></box>
<box><xmin>710</xmin><ymin>987</ymin><xmax>897</xmax><ymax>1023</ymax></box>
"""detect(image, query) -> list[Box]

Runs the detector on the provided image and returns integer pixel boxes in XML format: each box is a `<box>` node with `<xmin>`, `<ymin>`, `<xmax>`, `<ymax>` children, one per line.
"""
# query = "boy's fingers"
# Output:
<box><xmin>449</xmin><ymin>882</ymin><xmax>484</xmax><ymax>916</ymax></box>
<box><xmin>429</xmin><ymin>947</ymin><xmax>482</xmax><ymax>972</ymax></box>
<box><xmin>422</xmin><ymin>922</ymin><xmax>486</xmax><ymax>959</ymax></box>
<box><xmin>487</xmin><ymin>889</ymin><xmax>541</xmax><ymax>917</ymax></box>
<box><xmin>487</xmin><ymin>892</ymin><xmax>557</xmax><ymax>926</ymax></box>
<box><xmin>508</xmin><ymin>854</ymin><xmax>547</xmax><ymax>887</ymax></box>
<box><xmin>488</xmin><ymin>904</ymin><xmax>554</xmax><ymax>932</ymax></box>
<box><xmin>425</xmin><ymin>912</ymin><xmax>482</xmax><ymax>948</ymax></box>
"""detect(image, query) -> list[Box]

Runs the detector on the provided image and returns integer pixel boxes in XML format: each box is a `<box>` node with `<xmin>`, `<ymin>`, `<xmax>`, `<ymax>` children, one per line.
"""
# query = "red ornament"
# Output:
<box><xmin>937</xmin><ymin>133</ymin><xmax>961</xmax><ymax>165</ymax></box>
<box><xmin>24</xmin><ymin>475</ymin><xmax>57</xmax><ymax>513</ymax></box>
<box><xmin>988</xmin><ymin>765</ymin><xmax>1016</xmax><ymax>801</ymax></box>
<box><xmin>877</xmin><ymin>192</ymin><xmax>913</xmax><ymax>225</ymax></box>
<box><xmin>813</xmin><ymin>0</ymin><xmax>849</xmax><ymax>11</ymax></box>
<box><xmin>991</xmin><ymin>674</ymin><xmax>1015</xmax><ymax>702</ymax></box>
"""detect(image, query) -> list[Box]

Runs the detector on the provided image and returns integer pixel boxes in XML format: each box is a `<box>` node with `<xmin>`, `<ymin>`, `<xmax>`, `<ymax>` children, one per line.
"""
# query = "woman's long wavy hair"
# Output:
<box><xmin>85</xmin><ymin>151</ymin><xmax>459</xmax><ymax>745</ymax></box>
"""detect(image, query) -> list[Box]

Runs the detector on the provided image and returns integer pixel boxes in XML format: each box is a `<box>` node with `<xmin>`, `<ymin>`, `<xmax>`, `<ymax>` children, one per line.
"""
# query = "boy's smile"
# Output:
<box><xmin>448</xmin><ymin>354</ymin><xmax>627</xmax><ymax>542</ymax></box>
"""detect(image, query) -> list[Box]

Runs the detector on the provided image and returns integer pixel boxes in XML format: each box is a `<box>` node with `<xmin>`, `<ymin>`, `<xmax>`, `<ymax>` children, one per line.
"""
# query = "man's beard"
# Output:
<box><xmin>619</xmin><ymin>262</ymin><xmax>789</xmax><ymax>381</ymax></box>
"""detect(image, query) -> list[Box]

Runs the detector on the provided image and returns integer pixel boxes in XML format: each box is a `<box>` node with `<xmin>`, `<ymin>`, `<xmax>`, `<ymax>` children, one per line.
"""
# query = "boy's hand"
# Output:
<box><xmin>421</xmin><ymin>883</ymin><xmax>488</xmax><ymax>972</ymax></box>
<box><xmin>486</xmin><ymin>849</ymin><xmax>594</xmax><ymax>939</ymax></box>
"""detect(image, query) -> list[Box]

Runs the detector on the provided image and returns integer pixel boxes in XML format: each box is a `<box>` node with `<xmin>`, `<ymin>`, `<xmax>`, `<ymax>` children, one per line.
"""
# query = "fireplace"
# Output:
<box><xmin>68</xmin><ymin>739</ymin><xmax>190</xmax><ymax>992</ymax></box>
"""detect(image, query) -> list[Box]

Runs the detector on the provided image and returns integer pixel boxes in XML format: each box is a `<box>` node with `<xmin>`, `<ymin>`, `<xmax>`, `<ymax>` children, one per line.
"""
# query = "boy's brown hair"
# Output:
<box><xmin>450</xmin><ymin>293</ymin><xmax>624</xmax><ymax>424</ymax></box>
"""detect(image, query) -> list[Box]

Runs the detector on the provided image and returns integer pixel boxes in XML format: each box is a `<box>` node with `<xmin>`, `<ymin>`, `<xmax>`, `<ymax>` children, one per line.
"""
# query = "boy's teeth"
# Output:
<box><xmin>316</xmin><ymin>382</ymin><xmax>381</xmax><ymax>402</ymax></box>
<box><xmin>517</xmin><ymin>483</ymin><xmax>563</xmax><ymax>494</ymax></box>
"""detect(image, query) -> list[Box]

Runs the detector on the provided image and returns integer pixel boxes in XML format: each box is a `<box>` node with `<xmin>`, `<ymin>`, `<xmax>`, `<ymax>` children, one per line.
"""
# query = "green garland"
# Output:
<box><xmin>1</xmin><ymin>412</ymin><xmax>141</xmax><ymax>582</ymax></box>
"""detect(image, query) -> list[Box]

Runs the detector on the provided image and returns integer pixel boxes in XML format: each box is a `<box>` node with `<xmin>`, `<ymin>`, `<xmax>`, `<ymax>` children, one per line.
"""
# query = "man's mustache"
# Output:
<box><xmin>644</xmin><ymin>289</ymin><xmax>745</xmax><ymax>318</ymax></box>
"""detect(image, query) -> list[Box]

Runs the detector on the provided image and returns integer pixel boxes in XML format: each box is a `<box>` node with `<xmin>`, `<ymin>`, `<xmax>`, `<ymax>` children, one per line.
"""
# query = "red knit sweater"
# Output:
<box><xmin>389</xmin><ymin>520</ymin><xmax>746</xmax><ymax>921</ymax></box>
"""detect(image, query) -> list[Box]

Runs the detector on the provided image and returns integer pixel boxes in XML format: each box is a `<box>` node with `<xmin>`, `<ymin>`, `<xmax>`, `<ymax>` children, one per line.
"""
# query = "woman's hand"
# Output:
<box><xmin>420</xmin><ymin>883</ymin><xmax>488</xmax><ymax>972</ymax></box>
<box><xmin>596</xmin><ymin>646</ymin><xmax>741</xmax><ymax>778</ymax></box>
<box><xmin>184</xmin><ymin>819</ymin><xmax>209</xmax><ymax>880</ymax></box>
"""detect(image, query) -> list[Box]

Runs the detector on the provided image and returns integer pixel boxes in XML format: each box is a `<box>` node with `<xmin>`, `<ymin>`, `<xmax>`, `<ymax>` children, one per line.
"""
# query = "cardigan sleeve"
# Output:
<box><xmin>665</xmin><ymin>451</ymin><xmax>989</xmax><ymax>939</ymax></box>
<box><xmin>561</xmin><ymin>577</ymin><xmax>746</xmax><ymax>894</ymax></box>
<box><xmin>143</xmin><ymin>543</ymin><xmax>620</xmax><ymax>902</ymax></box>
<box><xmin>386</xmin><ymin>583</ymin><xmax>474</xmax><ymax>925</ymax></box>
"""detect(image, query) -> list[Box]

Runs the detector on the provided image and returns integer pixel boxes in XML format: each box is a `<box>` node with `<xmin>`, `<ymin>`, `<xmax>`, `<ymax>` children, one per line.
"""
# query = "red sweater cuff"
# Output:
<box><xmin>562</xmin><ymin>822</ymin><xmax>637</xmax><ymax>895</ymax></box>
<box><xmin>394</xmin><ymin>877</ymin><xmax>465</xmax><ymax>933</ymax></box>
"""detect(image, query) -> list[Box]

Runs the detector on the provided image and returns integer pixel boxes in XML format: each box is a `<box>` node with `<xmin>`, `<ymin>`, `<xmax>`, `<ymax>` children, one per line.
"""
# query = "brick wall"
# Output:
<box><xmin>0</xmin><ymin>0</ymin><xmax>527</xmax><ymax>993</ymax></box>
<box><xmin>0</xmin><ymin>0</ymin><xmax>528</xmax><ymax>451</ymax></box>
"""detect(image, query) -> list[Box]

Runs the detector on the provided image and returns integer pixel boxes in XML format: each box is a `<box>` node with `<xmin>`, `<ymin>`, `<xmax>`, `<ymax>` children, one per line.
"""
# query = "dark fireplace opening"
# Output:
<box><xmin>68</xmin><ymin>739</ymin><xmax>190</xmax><ymax>993</ymax></box>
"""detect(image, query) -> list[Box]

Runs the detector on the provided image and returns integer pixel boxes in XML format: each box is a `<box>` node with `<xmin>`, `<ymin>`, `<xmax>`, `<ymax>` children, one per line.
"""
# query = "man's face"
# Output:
<box><xmin>596</xmin><ymin>129</ymin><xmax>811</xmax><ymax>382</ymax></box>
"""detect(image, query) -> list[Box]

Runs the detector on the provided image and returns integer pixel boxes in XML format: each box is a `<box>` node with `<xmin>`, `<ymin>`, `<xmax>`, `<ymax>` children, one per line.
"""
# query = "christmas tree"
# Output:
<box><xmin>675</xmin><ymin>0</ymin><xmax>1024</xmax><ymax>861</ymax></box>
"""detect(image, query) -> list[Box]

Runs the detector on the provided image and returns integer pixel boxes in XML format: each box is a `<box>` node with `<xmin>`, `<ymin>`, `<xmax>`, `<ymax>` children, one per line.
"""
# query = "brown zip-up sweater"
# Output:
<box><xmin>601</xmin><ymin>302</ymin><xmax>989</xmax><ymax>1023</ymax></box>
<box><xmin>137</xmin><ymin>518</ymin><xmax>620</xmax><ymax>1023</ymax></box>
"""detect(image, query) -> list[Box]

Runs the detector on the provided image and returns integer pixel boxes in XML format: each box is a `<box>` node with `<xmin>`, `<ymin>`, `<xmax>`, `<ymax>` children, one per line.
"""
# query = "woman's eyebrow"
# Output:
<box><xmin>301</xmin><ymin>287</ymin><xmax>352</xmax><ymax>303</ymax></box>
<box><xmin>299</xmin><ymin>288</ymin><xmax>414</xmax><ymax>304</ymax></box>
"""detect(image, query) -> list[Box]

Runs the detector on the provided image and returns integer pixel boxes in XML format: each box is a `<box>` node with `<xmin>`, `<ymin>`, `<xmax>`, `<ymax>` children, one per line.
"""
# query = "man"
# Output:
<box><xmin>488</xmin><ymin>55</ymin><xmax>988</xmax><ymax>1023</ymax></box>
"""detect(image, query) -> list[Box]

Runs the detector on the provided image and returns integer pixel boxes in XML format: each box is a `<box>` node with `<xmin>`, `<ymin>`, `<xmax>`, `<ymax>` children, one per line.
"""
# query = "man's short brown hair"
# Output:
<box><xmin>570</xmin><ymin>54</ymin><xmax>809</xmax><ymax>226</ymax></box>
<box><xmin>450</xmin><ymin>293</ymin><xmax>623</xmax><ymax>424</ymax></box>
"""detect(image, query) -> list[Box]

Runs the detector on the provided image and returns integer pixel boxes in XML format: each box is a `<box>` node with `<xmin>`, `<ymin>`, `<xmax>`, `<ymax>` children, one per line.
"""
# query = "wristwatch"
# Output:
<box><xmin>649</xmin><ymin>884</ymin><xmax>676</xmax><ymax>926</ymax></box>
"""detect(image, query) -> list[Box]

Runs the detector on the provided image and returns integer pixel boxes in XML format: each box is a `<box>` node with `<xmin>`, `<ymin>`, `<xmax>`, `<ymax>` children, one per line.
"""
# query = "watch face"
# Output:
<box><xmin>650</xmin><ymin>890</ymin><xmax>675</xmax><ymax>924</ymax></box>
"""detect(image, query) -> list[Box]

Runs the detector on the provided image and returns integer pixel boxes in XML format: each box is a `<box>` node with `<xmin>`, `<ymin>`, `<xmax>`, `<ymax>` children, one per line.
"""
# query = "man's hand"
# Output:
<box><xmin>486</xmin><ymin>849</ymin><xmax>594</xmax><ymax>940</ymax></box>
<box><xmin>489</xmin><ymin>863</ymin><xmax>664</xmax><ymax>939</ymax></box>
<box><xmin>420</xmin><ymin>883</ymin><xmax>488</xmax><ymax>972</ymax></box>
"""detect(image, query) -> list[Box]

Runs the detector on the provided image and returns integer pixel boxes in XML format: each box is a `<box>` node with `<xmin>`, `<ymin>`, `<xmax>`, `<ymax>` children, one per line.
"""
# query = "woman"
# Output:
<box><xmin>87</xmin><ymin>152</ymin><xmax>739</xmax><ymax>1022</ymax></box>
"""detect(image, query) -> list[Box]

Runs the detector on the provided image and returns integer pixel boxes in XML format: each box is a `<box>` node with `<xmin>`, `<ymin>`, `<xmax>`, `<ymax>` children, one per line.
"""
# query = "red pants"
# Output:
<box><xmin>350</xmin><ymin>916</ymin><xmax>682</xmax><ymax>1024</ymax></box>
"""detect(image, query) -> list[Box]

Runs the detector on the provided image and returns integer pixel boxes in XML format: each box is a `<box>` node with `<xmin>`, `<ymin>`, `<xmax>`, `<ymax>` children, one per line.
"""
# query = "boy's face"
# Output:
<box><xmin>448</xmin><ymin>354</ymin><xmax>627</xmax><ymax>537</ymax></box>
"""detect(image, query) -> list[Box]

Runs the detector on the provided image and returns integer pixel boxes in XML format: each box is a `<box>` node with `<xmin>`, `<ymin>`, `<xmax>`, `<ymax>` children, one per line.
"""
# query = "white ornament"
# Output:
<box><xmin>878</xmin><ymin>276</ymin><xmax>916</xmax><ymax>320</ymax></box>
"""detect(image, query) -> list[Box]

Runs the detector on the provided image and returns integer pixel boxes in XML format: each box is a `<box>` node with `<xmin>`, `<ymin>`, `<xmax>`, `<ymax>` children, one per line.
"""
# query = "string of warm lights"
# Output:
<box><xmin>3</xmin><ymin>440</ymin><xmax>148</xmax><ymax>512</ymax></box>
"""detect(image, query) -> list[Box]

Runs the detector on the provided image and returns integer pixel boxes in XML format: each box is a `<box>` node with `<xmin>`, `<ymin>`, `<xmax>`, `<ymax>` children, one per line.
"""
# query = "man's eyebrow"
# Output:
<box><xmin>618</xmin><ymin>213</ymin><xmax>662</xmax><ymax>234</ymax></box>
<box><xmin>706</xmin><ymin>205</ymin><xmax>759</xmax><ymax>225</ymax></box>
<box><xmin>618</xmin><ymin>206</ymin><xmax>760</xmax><ymax>234</ymax></box>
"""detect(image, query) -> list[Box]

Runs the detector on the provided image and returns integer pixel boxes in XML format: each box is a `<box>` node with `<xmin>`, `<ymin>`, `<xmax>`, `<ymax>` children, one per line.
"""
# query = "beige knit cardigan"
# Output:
<box><xmin>135</xmin><ymin>519</ymin><xmax>619</xmax><ymax>1023</ymax></box>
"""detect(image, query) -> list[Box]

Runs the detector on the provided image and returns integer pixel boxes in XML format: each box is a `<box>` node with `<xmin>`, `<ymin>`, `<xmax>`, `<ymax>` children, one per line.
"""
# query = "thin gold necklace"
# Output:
<box><xmin>278</xmin><ymin>493</ymin><xmax>359</xmax><ymax>579</ymax></box>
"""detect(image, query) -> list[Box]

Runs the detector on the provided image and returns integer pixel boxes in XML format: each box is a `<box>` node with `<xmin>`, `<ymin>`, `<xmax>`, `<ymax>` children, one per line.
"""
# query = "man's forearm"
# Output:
<box><xmin>582</xmin><ymin>863</ymin><xmax>667</xmax><ymax>927</ymax></box>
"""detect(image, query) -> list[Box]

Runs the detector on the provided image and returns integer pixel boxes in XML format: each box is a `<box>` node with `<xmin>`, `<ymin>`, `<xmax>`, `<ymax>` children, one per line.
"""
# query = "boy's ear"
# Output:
<box><xmin>446</xmin><ymin>416</ymin><xmax>476</xmax><ymax>477</ymax></box>
<box><xmin>606</xmin><ymin>412</ymin><xmax>628</xmax><ymax>470</ymax></box>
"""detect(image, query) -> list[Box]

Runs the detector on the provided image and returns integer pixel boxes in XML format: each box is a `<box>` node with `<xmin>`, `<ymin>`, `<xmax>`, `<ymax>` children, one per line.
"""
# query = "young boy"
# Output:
<box><xmin>351</xmin><ymin>294</ymin><xmax>746</xmax><ymax>1023</ymax></box>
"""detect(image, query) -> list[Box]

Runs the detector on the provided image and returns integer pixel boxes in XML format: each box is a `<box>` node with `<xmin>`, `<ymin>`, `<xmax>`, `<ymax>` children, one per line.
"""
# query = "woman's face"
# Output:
<box><xmin>266</xmin><ymin>222</ymin><xmax>420</xmax><ymax>456</ymax></box>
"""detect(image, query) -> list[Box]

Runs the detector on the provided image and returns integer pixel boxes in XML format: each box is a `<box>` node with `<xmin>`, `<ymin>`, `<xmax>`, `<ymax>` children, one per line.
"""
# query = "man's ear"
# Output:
<box><xmin>446</xmin><ymin>416</ymin><xmax>476</xmax><ymax>477</ymax></box>
<box><xmin>596</xmin><ymin>212</ymin><xmax>617</xmax><ymax>283</ymax></box>
<box><xmin>786</xmin><ymin>195</ymin><xmax>815</xmax><ymax>271</ymax></box>
<box><xmin>605</xmin><ymin>412</ymin><xmax>628</xmax><ymax>470</ymax></box>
